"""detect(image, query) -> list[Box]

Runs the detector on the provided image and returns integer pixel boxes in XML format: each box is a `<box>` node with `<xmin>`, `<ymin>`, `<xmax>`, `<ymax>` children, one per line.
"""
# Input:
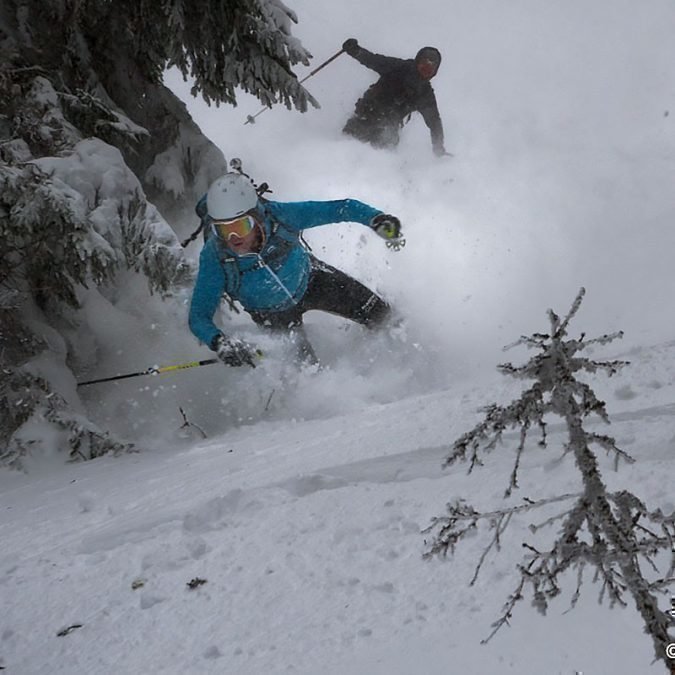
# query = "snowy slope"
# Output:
<box><xmin>4</xmin><ymin>0</ymin><xmax>675</xmax><ymax>673</ymax></box>
<box><xmin>2</xmin><ymin>338</ymin><xmax>675</xmax><ymax>674</ymax></box>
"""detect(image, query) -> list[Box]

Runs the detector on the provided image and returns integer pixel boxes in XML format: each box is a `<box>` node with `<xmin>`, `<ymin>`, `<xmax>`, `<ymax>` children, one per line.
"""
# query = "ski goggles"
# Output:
<box><xmin>212</xmin><ymin>214</ymin><xmax>257</xmax><ymax>240</ymax></box>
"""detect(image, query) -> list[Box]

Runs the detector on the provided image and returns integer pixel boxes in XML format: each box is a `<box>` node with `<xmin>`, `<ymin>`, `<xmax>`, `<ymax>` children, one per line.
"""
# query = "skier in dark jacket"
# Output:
<box><xmin>188</xmin><ymin>173</ymin><xmax>405</xmax><ymax>367</ymax></box>
<box><xmin>342</xmin><ymin>39</ymin><xmax>449</xmax><ymax>157</ymax></box>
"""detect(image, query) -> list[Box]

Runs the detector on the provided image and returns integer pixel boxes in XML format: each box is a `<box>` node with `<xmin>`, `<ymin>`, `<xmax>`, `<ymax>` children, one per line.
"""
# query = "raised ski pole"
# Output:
<box><xmin>244</xmin><ymin>48</ymin><xmax>345</xmax><ymax>125</ymax></box>
<box><xmin>77</xmin><ymin>353</ymin><xmax>263</xmax><ymax>387</ymax></box>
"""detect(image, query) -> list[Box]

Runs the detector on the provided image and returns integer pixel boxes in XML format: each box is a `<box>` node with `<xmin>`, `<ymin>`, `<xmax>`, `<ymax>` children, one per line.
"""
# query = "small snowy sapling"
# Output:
<box><xmin>424</xmin><ymin>288</ymin><xmax>675</xmax><ymax>671</ymax></box>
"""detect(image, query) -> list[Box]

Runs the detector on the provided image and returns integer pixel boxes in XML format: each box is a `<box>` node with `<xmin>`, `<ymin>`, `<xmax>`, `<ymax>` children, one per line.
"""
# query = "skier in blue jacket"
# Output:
<box><xmin>188</xmin><ymin>173</ymin><xmax>404</xmax><ymax>367</ymax></box>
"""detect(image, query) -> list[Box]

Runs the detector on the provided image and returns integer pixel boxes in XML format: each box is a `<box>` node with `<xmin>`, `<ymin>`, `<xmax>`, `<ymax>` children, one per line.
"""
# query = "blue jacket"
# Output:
<box><xmin>189</xmin><ymin>198</ymin><xmax>382</xmax><ymax>348</ymax></box>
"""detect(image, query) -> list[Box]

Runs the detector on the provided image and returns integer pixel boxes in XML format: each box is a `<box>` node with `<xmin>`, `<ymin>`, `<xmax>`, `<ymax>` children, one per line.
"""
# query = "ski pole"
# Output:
<box><xmin>244</xmin><ymin>49</ymin><xmax>345</xmax><ymax>125</ymax></box>
<box><xmin>77</xmin><ymin>352</ymin><xmax>263</xmax><ymax>387</ymax></box>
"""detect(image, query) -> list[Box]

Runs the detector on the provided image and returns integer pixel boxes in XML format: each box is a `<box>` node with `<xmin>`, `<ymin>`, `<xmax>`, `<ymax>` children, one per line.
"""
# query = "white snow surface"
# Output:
<box><xmin>3</xmin><ymin>0</ymin><xmax>675</xmax><ymax>673</ymax></box>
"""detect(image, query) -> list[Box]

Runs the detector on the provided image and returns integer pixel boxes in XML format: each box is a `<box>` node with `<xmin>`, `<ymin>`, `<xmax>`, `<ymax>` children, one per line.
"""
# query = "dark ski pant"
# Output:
<box><xmin>343</xmin><ymin>115</ymin><xmax>401</xmax><ymax>150</ymax></box>
<box><xmin>248</xmin><ymin>257</ymin><xmax>391</xmax><ymax>363</ymax></box>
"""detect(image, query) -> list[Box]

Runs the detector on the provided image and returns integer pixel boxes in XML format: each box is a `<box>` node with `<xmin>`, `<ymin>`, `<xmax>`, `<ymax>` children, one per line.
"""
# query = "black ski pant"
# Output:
<box><xmin>248</xmin><ymin>257</ymin><xmax>391</xmax><ymax>332</ymax></box>
<box><xmin>343</xmin><ymin>114</ymin><xmax>401</xmax><ymax>149</ymax></box>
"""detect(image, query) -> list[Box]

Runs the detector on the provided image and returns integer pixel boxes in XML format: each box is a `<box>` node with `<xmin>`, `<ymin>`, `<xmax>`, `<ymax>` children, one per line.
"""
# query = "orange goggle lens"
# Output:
<box><xmin>213</xmin><ymin>214</ymin><xmax>256</xmax><ymax>240</ymax></box>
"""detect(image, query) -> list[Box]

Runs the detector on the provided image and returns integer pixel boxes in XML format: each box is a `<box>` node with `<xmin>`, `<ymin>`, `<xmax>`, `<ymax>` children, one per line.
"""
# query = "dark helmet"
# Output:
<box><xmin>415</xmin><ymin>47</ymin><xmax>442</xmax><ymax>67</ymax></box>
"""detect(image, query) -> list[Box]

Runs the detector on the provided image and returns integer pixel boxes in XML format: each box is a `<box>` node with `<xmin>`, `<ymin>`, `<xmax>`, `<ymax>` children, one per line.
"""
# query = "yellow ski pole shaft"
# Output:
<box><xmin>77</xmin><ymin>351</ymin><xmax>263</xmax><ymax>387</ymax></box>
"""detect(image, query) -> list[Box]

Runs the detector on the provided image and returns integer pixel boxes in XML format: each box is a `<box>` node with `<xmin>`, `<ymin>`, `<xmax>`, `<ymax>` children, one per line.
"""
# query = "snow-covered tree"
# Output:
<box><xmin>424</xmin><ymin>288</ymin><xmax>675</xmax><ymax>671</ymax></box>
<box><xmin>0</xmin><ymin>0</ymin><xmax>315</xmax><ymax>467</ymax></box>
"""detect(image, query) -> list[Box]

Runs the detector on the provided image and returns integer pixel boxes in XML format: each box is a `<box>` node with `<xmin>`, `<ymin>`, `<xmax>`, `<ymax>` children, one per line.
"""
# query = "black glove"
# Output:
<box><xmin>212</xmin><ymin>334</ymin><xmax>257</xmax><ymax>368</ymax></box>
<box><xmin>370</xmin><ymin>214</ymin><xmax>405</xmax><ymax>251</ymax></box>
<box><xmin>342</xmin><ymin>38</ymin><xmax>359</xmax><ymax>56</ymax></box>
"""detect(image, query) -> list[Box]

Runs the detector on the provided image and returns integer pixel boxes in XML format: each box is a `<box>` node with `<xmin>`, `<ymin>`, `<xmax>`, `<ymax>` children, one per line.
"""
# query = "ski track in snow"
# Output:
<box><xmin>2</xmin><ymin>344</ymin><xmax>675</xmax><ymax>674</ymax></box>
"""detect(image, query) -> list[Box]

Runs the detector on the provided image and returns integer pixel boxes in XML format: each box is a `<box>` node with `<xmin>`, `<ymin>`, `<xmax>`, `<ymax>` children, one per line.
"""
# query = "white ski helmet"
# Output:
<box><xmin>206</xmin><ymin>173</ymin><xmax>258</xmax><ymax>220</ymax></box>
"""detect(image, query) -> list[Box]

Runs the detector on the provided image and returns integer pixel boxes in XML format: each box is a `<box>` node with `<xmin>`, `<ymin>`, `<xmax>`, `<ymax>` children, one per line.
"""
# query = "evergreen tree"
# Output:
<box><xmin>424</xmin><ymin>289</ymin><xmax>675</xmax><ymax>670</ymax></box>
<box><xmin>0</xmin><ymin>0</ymin><xmax>315</xmax><ymax>466</ymax></box>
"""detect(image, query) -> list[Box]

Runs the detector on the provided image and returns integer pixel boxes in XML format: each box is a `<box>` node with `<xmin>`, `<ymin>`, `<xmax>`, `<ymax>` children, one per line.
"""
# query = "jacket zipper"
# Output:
<box><xmin>255</xmin><ymin>254</ymin><xmax>296</xmax><ymax>304</ymax></box>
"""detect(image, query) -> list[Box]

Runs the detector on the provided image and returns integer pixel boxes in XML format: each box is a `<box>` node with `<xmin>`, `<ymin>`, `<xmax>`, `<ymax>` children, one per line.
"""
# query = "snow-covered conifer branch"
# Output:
<box><xmin>0</xmin><ymin>371</ymin><xmax>133</xmax><ymax>469</ymax></box>
<box><xmin>156</xmin><ymin>0</ymin><xmax>318</xmax><ymax>111</ymax></box>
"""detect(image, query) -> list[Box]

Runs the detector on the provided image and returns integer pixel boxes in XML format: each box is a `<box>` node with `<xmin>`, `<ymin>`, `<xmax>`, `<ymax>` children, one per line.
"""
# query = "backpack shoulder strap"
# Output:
<box><xmin>215</xmin><ymin>246</ymin><xmax>242</xmax><ymax>314</ymax></box>
<box><xmin>262</xmin><ymin>202</ymin><xmax>312</xmax><ymax>252</ymax></box>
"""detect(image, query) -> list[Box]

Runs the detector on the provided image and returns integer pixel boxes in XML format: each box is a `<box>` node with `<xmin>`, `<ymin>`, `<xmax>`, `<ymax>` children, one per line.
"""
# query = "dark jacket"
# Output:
<box><xmin>345</xmin><ymin>46</ymin><xmax>445</xmax><ymax>154</ymax></box>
